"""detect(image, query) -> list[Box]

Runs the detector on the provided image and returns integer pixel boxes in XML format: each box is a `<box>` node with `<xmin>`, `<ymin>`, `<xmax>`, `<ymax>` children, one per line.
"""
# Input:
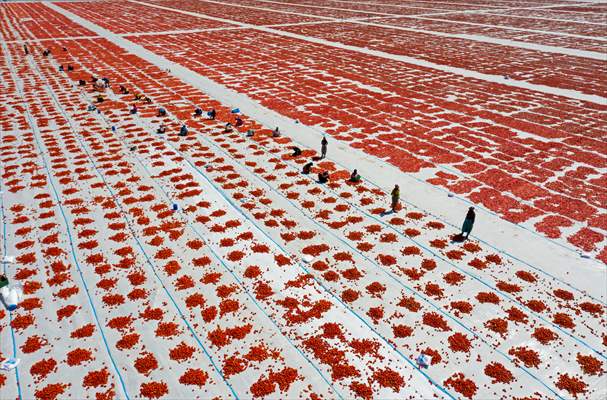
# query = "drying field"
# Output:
<box><xmin>0</xmin><ymin>1</ymin><xmax>605</xmax><ymax>399</ymax></box>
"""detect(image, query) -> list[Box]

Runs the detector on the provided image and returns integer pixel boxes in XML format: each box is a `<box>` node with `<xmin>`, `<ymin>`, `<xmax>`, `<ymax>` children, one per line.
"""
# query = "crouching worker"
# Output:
<box><xmin>67</xmin><ymin>64</ymin><xmax>74</xmax><ymax>72</ymax></box>
<box><xmin>302</xmin><ymin>162</ymin><xmax>313</xmax><ymax>175</ymax></box>
<box><xmin>119</xmin><ymin>85</ymin><xmax>129</xmax><ymax>94</ymax></box>
<box><xmin>273</xmin><ymin>127</ymin><xmax>281</xmax><ymax>138</ymax></box>
<box><xmin>96</xmin><ymin>94</ymin><xmax>104</xmax><ymax>103</ymax></box>
<box><xmin>78</xmin><ymin>79</ymin><xmax>86</xmax><ymax>86</ymax></box>
<box><xmin>318</xmin><ymin>171</ymin><xmax>329</xmax><ymax>184</ymax></box>
<box><xmin>130</xmin><ymin>104</ymin><xmax>138</xmax><ymax>114</ymax></box>
<box><xmin>246</xmin><ymin>129</ymin><xmax>255</xmax><ymax>137</ymax></box>
<box><xmin>157</xmin><ymin>107</ymin><xmax>167</xmax><ymax>117</ymax></box>
<box><xmin>208</xmin><ymin>108</ymin><xmax>216</xmax><ymax>120</ymax></box>
<box><xmin>179</xmin><ymin>124</ymin><xmax>188</xmax><ymax>137</ymax></box>
<box><xmin>194</xmin><ymin>107</ymin><xmax>203</xmax><ymax>117</ymax></box>
<box><xmin>292</xmin><ymin>147</ymin><xmax>302</xmax><ymax>157</ymax></box>
<box><xmin>157</xmin><ymin>123</ymin><xmax>166</xmax><ymax>134</ymax></box>
<box><xmin>87</xmin><ymin>104</ymin><xmax>97</xmax><ymax>112</ymax></box>
<box><xmin>349</xmin><ymin>169</ymin><xmax>361</xmax><ymax>182</ymax></box>
<box><xmin>224</xmin><ymin>122</ymin><xmax>233</xmax><ymax>133</ymax></box>
<box><xmin>235</xmin><ymin>116</ymin><xmax>244</xmax><ymax>128</ymax></box>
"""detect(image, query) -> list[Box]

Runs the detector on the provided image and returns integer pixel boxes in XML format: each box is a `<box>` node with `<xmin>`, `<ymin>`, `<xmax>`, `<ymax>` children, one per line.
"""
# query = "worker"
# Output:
<box><xmin>349</xmin><ymin>169</ymin><xmax>361</xmax><ymax>182</ymax></box>
<box><xmin>318</xmin><ymin>171</ymin><xmax>329</xmax><ymax>184</ymax></box>
<box><xmin>390</xmin><ymin>184</ymin><xmax>400</xmax><ymax>213</ymax></box>
<box><xmin>320</xmin><ymin>136</ymin><xmax>328</xmax><ymax>159</ymax></box>
<box><xmin>302</xmin><ymin>162</ymin><xmax>313</xmax><ymax>174</ymax></box>
<box><xmin>272</xmin><ymin>127</ymin><xmax>281</xmax><ymax>138</ymax></box>
<box><xmin>157</xmin><ymin>107</ymin><xmax>167</xmax><ymax>117</ymax></box>
<box><xmin>208</xmin><ymin>108</ymin><xmax>216</xmax><ymax>120</ymax></box>
<box><xmin>461</xmin><ymin>207</ymin><xmax>476</xmax><ymax>239</ymax></box>
<box><xmin>179</xmin><ymin>124</ymin><xmax>188</xmax><ymax>137</ymax></box>
<box><xmin>157</xmin><ymin>124</ymin><xmax>166</xmax><ymax>134</ymax></box>
<box><xmin>292</xmin><ymin>147</ymin><xmax>302</xmax><ymax>157</ymax></box>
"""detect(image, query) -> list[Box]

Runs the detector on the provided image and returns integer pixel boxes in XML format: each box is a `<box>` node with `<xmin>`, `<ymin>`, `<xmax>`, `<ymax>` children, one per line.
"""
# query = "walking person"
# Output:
<box><xmin>390</xmin><ymin>184</ymin><xmax>400</xmax><ymax>213</ymax></box>
<box><xmin>320</xmin><ymin>136</ymin><xmax>328</xmax><ymax>159</ymax></box>
<box><xmin>460</xmin><ymin>207</ymin><xmax>476</xmax><ymax>239</ymax></box>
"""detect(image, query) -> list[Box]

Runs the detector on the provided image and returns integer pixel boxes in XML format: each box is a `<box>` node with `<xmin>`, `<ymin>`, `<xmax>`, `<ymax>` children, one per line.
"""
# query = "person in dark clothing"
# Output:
<box><xmin>58</xmin><ymin>65</ymin><xmax>64</xmax><ymax>72</ymax></box>
<box><xmin>194</xmin><ymin>107</ymin><xmax>203</xmax><ymax>117</ymax></box>
<box><xmin>349</xmin><ymin>169</ymin><xmax>361</xmax><ymax>182</ymax></box>
<box><xmin>179</xmin><ymin>124</ymin><xmax>188</xmax><ymax>137</ymax></box>
<box><xmin>320</xmin><ymin>136</ymin><xmax>328</xmax><ymax>159</ymax></box>
<box><xmin>67</xmin><ymin>64</ymin><xmax>74</xmax><ymax>72</ymax></box>
<box><xmin>390</xmin><ymin>184</ymin><xmax>400</xmax><ymax>213</ymax></box>
<box><xmin>302</xmin><ymin>162</ymin><xmax>313</xmax><ymax>174</ymax></box>
<box><xmin>78</xmin><ymin>79</ymin><xmax>86</xmax><ymax>86</ymax></box>
<box><xmin>292</xmin><ymin>147</ymin><xmax>302</xmax><ymax>157</ymax></box>
<box><xmin>272</xmin><ymin>127</ymin><xmax>281</xmax><ymax>138</ymax></box>
<box><xmin>157</xmin><ymin>124</ymin><xmax>166</xmax><ymax>134</ymax></box>
<box><xmin>208</xmin><ymin>108</ymin><xmax>216</xmax><ymax>120</ymax></box>
<box><xmin>96</xmin><ymin>94</ymin><xmax>104</xmax><ymax>103</ymax></box>
<box><xmin>119</xmin><ymin>85</ymin><xmax>129</xmax><ymax>94</ymax></box>
<box><xmin>24</xmin><ymin>44</ymin><xmax>29</xmax><ymax>55</ymax></box>
<box><xmin>102</xmin><ymin>77</ymin><xmax>110</xmax><ymax>88</ymax></box>
<box><xmin>461</xmin><ymin>207</ymin><xmax>476</xmax><ymax>239</ymax></box>
<box><xmin>62</xmin><ymin>47</ymin><xmax>68</xmax><ymax>52</ymax></box>
<box><xmin>130</xmin><ymin>104</ymin><xmax>138</xmax><ymax>114</ymax></box>
<box><xmin>144</xmin><ymin>97</ymin><xmax>152</xmax><ymax>104</ymax></box>
<box><xmin>318</xmin><ymin>171</ymin><xmax>329</xmax><ymax>183</ymax></box>
<box><xmin>157</xmin><ymin>107</ymin><xmax>167</xmax><ymax>117</ymax></box>
<box><xmin>246</xmin><ymin>129</ymin><xmax>255</xmax><ymax>137</ymax></box>
<box><xmin>224</xmin><ymin>122</ymin><xmax>233</xmax><ymax>133</ymax></box>
<box><xmin>235</xmin><ymin>116</ymin><xmax>244</xmax><ymax>128</ymax></box>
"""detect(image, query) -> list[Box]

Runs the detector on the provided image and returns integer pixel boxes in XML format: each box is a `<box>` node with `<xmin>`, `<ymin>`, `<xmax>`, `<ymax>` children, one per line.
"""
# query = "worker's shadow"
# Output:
<box><xmin>312</xmin><ymin>156</ymin><xmax>322</xmax><ymax>161</ymax></box>
<box><xmin>380</xmin><ymin>210</ymin><xmax>395</xmax><ymax>217</ymax></box>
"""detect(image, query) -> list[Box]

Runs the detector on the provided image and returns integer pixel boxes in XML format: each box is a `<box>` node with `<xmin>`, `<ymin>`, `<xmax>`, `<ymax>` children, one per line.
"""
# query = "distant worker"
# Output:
<box><xmin>157</xmin><ymin>123</ymin><xmax>166</xmax><ymax>134</ymax></box>
<box><xmin>461</xmin><ymin>207</ymin><xmax>476</xmax><ymax>240</ymax></box>
<box><xmin>119</xmin><ymin>85</ymin><xmax>129</xmax><ymax>94</ymax></box>
<box><xmin>318</xmin><ymin>171</ymin><xmax>329</xmax><ymax>184</ymax></box>
<box><xmin>96</xmin><ymin>94</ymin><xmax>104</xmax><ymax>103</ymax></box>
<box><xmin>349</xmin><ymin>169</ymin><xmax>361</xmax><ymax>183</ymax></box>
<box><xmin>179</xmin><ymin>124</ymin><xmax>188</xmax><ymax>137</ymax></box>
<box><xmin>320</xmin><ymin>136</ymin><xmax>328</xmax><ymax>159</ymax></box>
<box><xmin>130</xmin><ymin>104</ymin><xmax>138</xmax><ymax>114</ymax></box>
<box><xmin>302</xmin><ymin>162</ymin><xmax>313</xmax><ymax>175</ymax></box>
<box><xmin>390</xmin><ymin>184</ymin><xmax>400</xmax><ymax>213</ymax></box>
<box><xmin>157</xmin><ymin>107</ymin><xmax>167</xmax><ymax>117</ymax></box>
<box><xmin>194</xmin><ymin>107</ymin><xmax>203</xmax><ymax>117</ymax></box>
<box><xmin>67</xmin><ymin>64</ymin><xmax>74</xmax><ymax>72</ymax></box>
<box><xmin>224</xmin><ymin>122</ymin><xmax>233</xmax><ymax>133</ymax></box>
<box><xmin>272</xmin><ymin>127</ymin><xmax>281</xmax><ymax>138</ymax></box>
<box><xmin>208</xmin><ymin>108</ymin><xmax>216</xmax><ymax>120</ymax></box>
<box><xmin>235</xmin><ymin>116</ymin><xmax>243</xmax><ymax>128</ymax></box>
<box><xmin>292</xmin><ymin>147</ymin><xmax>302</xmax><ymax>157</ymax></box>
<box><xmin>246</xmin><ymin>129</ymin><xmax>255</xmax><ymax>137</ymax></box>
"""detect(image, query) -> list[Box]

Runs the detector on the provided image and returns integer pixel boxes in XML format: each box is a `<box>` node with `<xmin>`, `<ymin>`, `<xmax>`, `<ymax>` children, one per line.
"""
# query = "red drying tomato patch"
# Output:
<box><xmin>179</xmin><ymin>369</ymin><xmax>208</xmax><ymax>387</ymax></box>
<box><xmin>139</xmin><ymin>381</ymin><xmax>169</xmax><ymax>399</ymax></box>
<box><xmin>553</xmin><ymin>289</ymin><xmax>574</xmax><ymax>301</ymax></box>
<box><xmin>342</xmin><ymin>267</ymin><xmax>363</xmax><ymax>280</ymax></box>
<box><xmin>350</xmin><ymin>382</ymin><xmax>372</xmax><ymax>400</ymax></box>
<box><xmin>66</xmin><ymin>348</ymin><xmax>93</xmax><ymax>367</ymax></box>
<box><xmin>424</xmin><ymin>283</ymin><xmax>444</xmax><ymax>298</ymax></box>
<box><xmin>135</xmin><ymin>353</ymin><xmax>158</xmax><ymax>376</ymax></box>
<box><xmin>579</xmin><ymin>302</ymin><xmax>602</xmax><ymax>315</ymax></box>
<box><xmin>30</xmin><ymin>358</ymin><xmax>57</xmax><ymax>381</ymax></box>
<box><xmin>476</xmin><ymin>292</ymin><xmax>500</xmax><ymax>304</ymax></box>
<box><xmin>509</xmin><ymin>346</ymin><xmax>541</xmax><ymax>368</ymax></box>
<box><xmin>404</xmin><ymin>228</ymin><xmax>420</xmax><ymax>237</ymax></box>
<box><xmin>429</xmin><ymin>239</ymin><xmax>447</xmax><ymax>249</ymax></box>
<box><xmin>467</xmin><ymin>257</ymin><xmax>487</xmax><ymax>270</ymax></box>
<box><xmin>576</xmin><ymin>353</ymin><xmax>603</xmax><ymax>376</ymax></box>
<box><xmin>555</xmin><ymin>374</ymin><xmax>587</xmax><ymax>398</ymax></box>
<box><xmin>462</xmin><ymin>242</ymin><xmax>481</xmax><ymax>253</ymax></box>
<box><xmin>116</xmin><ymin>333</ymin><xmax>139</xmax><ymax>350</ymax></box>
<box><xmin>83</xmin><ymin>368</ymin><xmax>109</xmax><ymax>388</ymax></box>
<box><xmin>399</xmin><ymin>296</ymin><xmax>421</xmax><ymax>312</ymax></box>
<box><xmin>401</xmin><ymin>246</ymin><xmax>421</xmax><ymax>256</ymax></box>
<box><xmin>553</xmin><ymin>313</ymin><xmax>575</xmax><ymax>328</ymax></box>
<box><xmin>71</xmin><ymin>324</ymin><xmax>95</xmax><ymax>338</ymax></box>
<box><xmin>107</xmin><ymin>316</ymin><xmax>133</xmax><ymax>331</ymax></box>
<box><xmin>421</xmin><ymin>259</ymin><xmax>436</xmax><ymax>271</ymax></box>
<box><xmin>169</xmin><ymin>342</ymin><xmax>195</xmax><ymax>361</ymax></box>
<box><xmin>506</xmin><ymin>307</ymin><xmax>528</xmax><ymax>324</ymax></box>
<box><xmin>485</xmin><ymin>318</ymin><xmax>508</xmax><ymax>337</ymax></box>
<box><xmin>20</xmin><ymin>335</ymin><xmax>46</xmax><ymax>354</ymax></box>
<box><xmin>484</xmin><ymin>362</ymin><xmax>514</xmax><ymax>384</ymax></box>
<box><xmin>527</xmin><ymin>299</ymin><xmax>547</xmax><ymax>313</ymax></box>
<box><xmin>341</xmin><ymin>289</ymin><xmax>359</xmax><ymax>303</ymax></box>
<box><xmin>448</xmin><ymin>332</ymin><xmax>471</xmax><ymax>353</ymax></box>
<box><xmin>34</xmin><ymin>383</ymin><xmax>68</xmax><ymax>400</ymax></box>
<box><xmin>532</xmin><ymin>327</ymin><xmax>558</xmax><ymax>344</ymax></box>
<box><xmin>377</xmin><ymin>254</ymin><xmax>396</xmax><ymax>266</ymax></box>
<box><xmin>443</xmin><ymin>271</ymin><xmax>465</xmax><ymax>285</ymax></box>
<box><xmin>367</xmin><ymin>306</ymin><xmax>384</xmax><ymax>323</ymax></box>
<box><xmin>485</xmin><ymin>254</ymin><xmax>502</xmax><ymax>264</ymax></box>
<box><xmin>422</xmin><ymin>312</ymin><xmax>450</xmax><ymax>331</ymax></box>
<box><xmin>444</xmin><ymin>373</ymin><xmax>477</xmax><ymax>399</ymax></box>
<box><xmin>450</xmin><ymin>301</ymin><xmax>473</xmax><ymax>315</ymax></box>
<box><xmin>515</xmin><ymin>270</ymin><xmax>537</xmax><ymax>282</ymax></box>
<box><xmin>11</xmin><ymin>314</ymin><xmax>35</xmax><ymax>330</ymax></box>
<box><xmin>373</xmin><ymin>368</ymin><xmax>404</xmax><ymax>392</ymax></box>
